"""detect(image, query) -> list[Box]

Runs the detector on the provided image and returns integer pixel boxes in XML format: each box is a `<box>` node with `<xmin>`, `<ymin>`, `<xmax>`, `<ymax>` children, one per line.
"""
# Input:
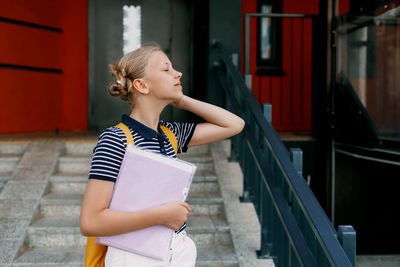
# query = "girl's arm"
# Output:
<box><xmin>172</xmin><ymin>95</ymin><xmax>245</xmax><ymax>146</ymax></box>
<box><xmin>80</xmin><ymin>179</ymin><xmax>190</xmax><ymax>236</ymax></box>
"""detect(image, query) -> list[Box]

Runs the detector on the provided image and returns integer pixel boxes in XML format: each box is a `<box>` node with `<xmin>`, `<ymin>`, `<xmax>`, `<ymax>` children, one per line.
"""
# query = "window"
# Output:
<box><xmin>257</xmin><ymin>0</ymin><xmax>283</xmax><ymax>75</ymax></box>
<box><xmin>123</xmin><ymin>5</ymin><xmax>141</xmax><ymax>55</ymax></box>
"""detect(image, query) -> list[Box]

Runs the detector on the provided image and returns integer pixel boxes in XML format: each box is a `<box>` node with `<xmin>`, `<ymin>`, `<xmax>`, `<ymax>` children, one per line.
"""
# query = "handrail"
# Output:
<box><xmin>212</xmin><ymin>40</ymin><xmax>355</xmax><ymax>266</ymax></box>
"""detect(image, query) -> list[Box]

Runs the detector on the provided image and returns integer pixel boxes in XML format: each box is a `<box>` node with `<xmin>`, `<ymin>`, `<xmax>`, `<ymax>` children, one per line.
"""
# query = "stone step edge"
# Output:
<box><xmin>13</xmin><ymin>247</ymin><xmax>238</xmax><ymax>266</ymax></box>
<box><xmin>58</xmin><ymin>155</ymin><xmax>214</xmax><ymax>162</ymax></box>
<box><xmin>27</xmin><ymin>224</ymin><xmax>231</xmax><ymax>235</ymax></box>
<box><xmin>49</xmin><ymin>174</ymin><xmax>218</xmax><ymax>183</ymax></box>
<box><xmin>39</xmin><ymin>195</ymin><xmax>224</xmax><ymax>206</ymax></box>
<box><xmin>51</xmin><ymin>168</ymin><xmax>217</xmax><ymax>177</ymax></box>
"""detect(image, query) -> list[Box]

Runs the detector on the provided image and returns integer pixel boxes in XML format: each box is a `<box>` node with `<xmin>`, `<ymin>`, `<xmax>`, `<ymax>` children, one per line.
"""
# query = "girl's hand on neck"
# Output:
<box><xmin>170</xmin><ymin>94</ymin><xmax>186</xmax><ymax>108</ymax></box>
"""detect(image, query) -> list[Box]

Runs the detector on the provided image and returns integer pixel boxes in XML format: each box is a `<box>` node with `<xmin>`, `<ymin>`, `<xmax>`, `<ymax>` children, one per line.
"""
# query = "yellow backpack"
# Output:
<box><xmin>84</xmin><ymin>122</ymin><xmax>178</xmax><ymax>266</ymax></box>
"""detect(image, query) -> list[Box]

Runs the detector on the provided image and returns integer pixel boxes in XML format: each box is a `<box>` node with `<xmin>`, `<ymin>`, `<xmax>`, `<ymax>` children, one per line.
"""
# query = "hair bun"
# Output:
<box><xmin>108</xmin><ymin>81</ymin><xmax>123</xmax><ymax>97</ymax></box>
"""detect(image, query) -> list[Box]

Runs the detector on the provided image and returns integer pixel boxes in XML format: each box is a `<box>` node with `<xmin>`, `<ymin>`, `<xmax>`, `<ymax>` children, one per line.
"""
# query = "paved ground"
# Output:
<box><xmin>2</xmin><ymin>132</ymin><xmax>400</xmax><ymax>266</ymax></box>
<box><xmin>0</xmin><ymin>132</ymin><xmax>274</xmax><ymax>267</ymax></box>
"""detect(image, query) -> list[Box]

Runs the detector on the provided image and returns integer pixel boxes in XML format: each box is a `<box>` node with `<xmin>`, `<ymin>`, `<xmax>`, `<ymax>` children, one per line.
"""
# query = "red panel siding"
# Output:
<box><xmin>283</xmin><ymin>0</ymin><xmax>319</xmax><ymax>14</ymax></box>
<box><xmin>302</xmin><ymin>18</ymin><xmax>313</xmax><ymax>127</ymax></box>
<box><xmin>291</xmin><ymin>17</ymin><xmax>303</xmax><ymax>127</ymax></box>
<box><xmin>242</xmin><ymin>0</ymin><xmax>318</xmax><ymax>132</ymax></box>
<box><xmin>260</xmin><ymin>76</ymin><xmax>271</xmax><ymax>104</ymax></box>
<box><xmin>271</xmin><ymin>77</ymin><xmax>281</xmax><ymax>125</ymax></box>
<box><xmin>0</xmin><ymin>69</ymin><xmax>62</xmax><ymax>133</ymax></box>
<box><xmin>60</xmin><ymin>0</ymin><xmax>88</xmax><ymax>131</ymax></box>
<box><xmin>339</xmin><ymin>0</ymin><xmax>350</xmax><ymax>16</ymax></box>
<box><xmin>281</xmin><ymin>17</ymin><xmax>293</xmax><ymax>126</ymax></box>
<box><xmin>0</xmin><ymin>0</ymin><xmax>88</xmax><ymax>133</ymax></box>
<box><xmin>0</xmin><ymin>0</ymin><xmax>62</xmax><ymax>28</ymax></box>
<box><xmin>0</xmin><ymin>22</ymin><xmax>62</xmax><ymax>69</ymax></box>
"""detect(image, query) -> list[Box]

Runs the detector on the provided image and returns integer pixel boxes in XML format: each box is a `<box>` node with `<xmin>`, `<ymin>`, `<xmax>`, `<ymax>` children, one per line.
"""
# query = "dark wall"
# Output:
<box><xmin>88</xmin><ymin>0</ymin><xmax>194</xmax><ymax>130</ymax></box>
<box><xmin>88</xmin><ymin>0</ymin><xmax>128</xmax><ymax>131</ymax></box>
<box><xmin>207</xmin><ymin>0</ymin><xmax>242</xmax><ymax>107</ymax></box>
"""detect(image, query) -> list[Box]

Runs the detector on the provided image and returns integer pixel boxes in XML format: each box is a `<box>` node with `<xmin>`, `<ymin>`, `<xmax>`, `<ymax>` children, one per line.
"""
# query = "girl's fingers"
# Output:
<box><xmin>180</xmin><ymin>202</ymin><xmax>191</xmax><ymax>211</ymax></box>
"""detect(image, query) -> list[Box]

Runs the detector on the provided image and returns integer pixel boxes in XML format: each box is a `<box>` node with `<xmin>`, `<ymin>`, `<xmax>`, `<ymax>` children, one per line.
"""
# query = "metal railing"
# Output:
<box><xmin>212</xmin><ymin>39</ymin><xmax>356</xmax><ymax>267</ymax></box>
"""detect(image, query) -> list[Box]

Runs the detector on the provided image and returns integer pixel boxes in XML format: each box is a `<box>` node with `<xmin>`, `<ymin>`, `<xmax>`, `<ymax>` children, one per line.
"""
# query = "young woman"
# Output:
<box><xmin>80</xmin><ymin>44</ymin><xmax>245</xmax><ymax>266</ymax></box>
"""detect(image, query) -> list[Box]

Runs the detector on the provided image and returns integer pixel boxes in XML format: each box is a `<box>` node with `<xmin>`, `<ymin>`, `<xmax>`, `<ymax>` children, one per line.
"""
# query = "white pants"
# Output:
<box><xmin>105</xmin><ymin>230</ymin><xmax>197</xmax><ymax>267</ymax></box>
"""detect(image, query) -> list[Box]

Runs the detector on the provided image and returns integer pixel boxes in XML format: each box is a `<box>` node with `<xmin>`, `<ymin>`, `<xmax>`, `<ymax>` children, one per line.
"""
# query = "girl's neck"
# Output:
<box><xmin>129</xmin><ymin>99</ymin><xmax>167</xmax><ymax>132</ymax></box>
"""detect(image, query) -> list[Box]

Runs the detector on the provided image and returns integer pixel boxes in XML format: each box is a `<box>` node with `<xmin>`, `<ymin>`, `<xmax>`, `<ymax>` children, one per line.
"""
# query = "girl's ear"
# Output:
<box><xmin>132</xmin><ymin>78</ymin><xmax>149</xmax><ymax>95</ymax></box>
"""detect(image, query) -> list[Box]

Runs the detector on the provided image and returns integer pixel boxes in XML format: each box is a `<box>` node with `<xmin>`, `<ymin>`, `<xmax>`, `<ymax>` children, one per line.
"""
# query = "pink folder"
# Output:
<box><xmin>95</xmin><ymin>145</ymin><xmax>196</xmax><ymax>261</ymax></box>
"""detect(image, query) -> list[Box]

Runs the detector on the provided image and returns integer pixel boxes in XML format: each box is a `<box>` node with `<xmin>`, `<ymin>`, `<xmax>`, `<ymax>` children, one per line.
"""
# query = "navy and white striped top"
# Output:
<box><xmin>88</xmin><ymin>114</ymin><xmax>197</xmax><ymax>233</ymax></box>
<box><xmin>89</xmin><ymin>114</ymin><xmax>197</xmax><ymax>182</ymax></box>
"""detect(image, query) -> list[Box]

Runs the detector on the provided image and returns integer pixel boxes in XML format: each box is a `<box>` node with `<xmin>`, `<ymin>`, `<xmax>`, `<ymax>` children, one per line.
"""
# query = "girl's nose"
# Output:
<box><xmin>175</xmin><ymin>71</ymin><xmax>182</xmax><ymax>79</ymax></box>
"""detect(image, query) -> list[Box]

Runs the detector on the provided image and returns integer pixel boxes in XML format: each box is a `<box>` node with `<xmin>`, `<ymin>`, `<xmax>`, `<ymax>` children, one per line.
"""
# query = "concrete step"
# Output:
<box><xmin>13</xmin><ymin>245</ymin><xmax>238</xmax><ymax>267</ymax></box>
<box><xmin>63</xmin><ymin>142</ymin><xmax>210</xmax><ymax>157</ymax></box>
<box><xmin>0</xmin><ymin>175</ymin><xmax>9</xmax><ymax>191</ymax></box>
<box><xmin>27</xmin><ymin>214</ymin><xmax>231</xmax><ymax>248</ymax></box>
<box><xmin>0</xmin><ymin>141</ymin><xmax>29</xmax><ymax>155</ymax></box>
<box><xmin>56</xmin><ymin>154</ymin><xmax>214</xmax><ymax>174</ymax></box>
<box><xmin>0</xmin><ymin>156</ymin><xmax>20</xmax><ymax>173</ymax></box>
<box><xmin>64</xmin><ymin>142</ymin><xmax>96</xmax><ymax>156</ymax></box>
<box><xmin>14</xmin><ymin>248</ymin><xmax>84</xmax><ymax>267</ymax></box>
<box><xmin>49</xmin><ymin>173</ymin><xmax>217</xmax><ymax>183</ymax></box>
<box><xmin>48</xmin><ymin>176</ymin><xmax>220</xmax><ymax>195</ymax></box>
<box><xmin>38</xmin><ymin>193</ymin><xmax>224</xmax><ymax>217</ymax></box>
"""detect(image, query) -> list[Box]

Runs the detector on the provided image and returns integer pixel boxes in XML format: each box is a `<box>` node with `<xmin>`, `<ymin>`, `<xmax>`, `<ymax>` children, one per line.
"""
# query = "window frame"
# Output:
<box><xmin>256</xmin><ymin>0</ymin><xmax>284</xmax><ymax>76</ymax></box>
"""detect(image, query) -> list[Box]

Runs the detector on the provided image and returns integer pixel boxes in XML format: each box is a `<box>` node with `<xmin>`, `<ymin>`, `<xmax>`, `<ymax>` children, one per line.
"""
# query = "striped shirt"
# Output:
<box><xmin>88</xmin><ymin>114</ymin><xmax>197</xmax><ymax>233</ymax></box>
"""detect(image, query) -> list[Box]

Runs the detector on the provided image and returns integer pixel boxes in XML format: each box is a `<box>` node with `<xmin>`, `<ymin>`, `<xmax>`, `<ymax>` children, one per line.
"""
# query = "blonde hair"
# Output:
<box><xmin>108</xmin><ymin>44</ymin><xmax>162</xmax><ymax>105</ymax></box>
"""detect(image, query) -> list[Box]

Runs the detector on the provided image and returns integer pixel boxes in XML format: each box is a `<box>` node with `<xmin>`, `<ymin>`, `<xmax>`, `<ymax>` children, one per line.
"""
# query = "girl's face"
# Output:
<box><xmin>142</xmin><ymin>51</ymin><xmax>183</xmax><ymax>103</ymax></box>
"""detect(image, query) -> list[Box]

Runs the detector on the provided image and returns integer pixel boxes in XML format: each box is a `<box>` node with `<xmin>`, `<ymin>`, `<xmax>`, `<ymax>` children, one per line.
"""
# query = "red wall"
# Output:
<box><xmin>0</xmin><ymin>0</ymin><xmax>88</xmax><ymax>133</ymax></box>
<box><xmin>241</xmin><ymin>0</ymin><xmax>319</xmax><ymax>132</ymax></box>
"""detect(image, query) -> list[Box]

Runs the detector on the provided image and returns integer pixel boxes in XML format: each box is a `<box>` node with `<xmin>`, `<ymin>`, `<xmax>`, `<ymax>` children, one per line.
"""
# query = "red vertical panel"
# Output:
<box><xmin>249</xmin><ymin>18</ymin><xmax>258</xmax><ymax>74</ymax></box>
<box><xmin>241</xmin><ymin>0</ymin><xmax>318</xmax><ymax>132</ymax></box>
<box><xmin>292</xmin><ymin>18</ymin><xmax>303</xmax><ymax>127</ymax></box>
<box><xmin>260</xmin><ymin>76</ymin><xmax>271</xmax><ymax>104</ymax></box>
<box><xmin>302</xmin><ymin>18</ymin><xmax>313</xmax><ymax>128</ymax></box>
<box><xmin>0</xmin><ymin>0</ymin><xmax>62</xmax><ymax>28</ymax></box>
<box><xmin>339</xmin><ymin>0</ymin><xmax>350</xmax><ymax>16</ymax></box>
<box><xmin>284</xmin><ymin>0</ymin><xmax>319</xmax><ymax>14</ymax></box>
<box><xmin>271</xmin><ymin>77</ymin><xmax>281</xmax><ymax>126</ymax></box>
<box><xmin>60</xmin><ymin>0</ymin><xmax>88</xmax><ymax>130</ymax></box>
<box><xmin>0</xmin><ymin>70</ymin><xmax>61</xmax><ymax>133</ymax></box>
<box><xmin>0</xmin><ymin>22</ymin><xmax>62</xmax><ymax>69</ymax></box>
<box><xmin>281</xmin><ymin>17</ymin><xmax>293</xmax><ymax>126</ymax></box>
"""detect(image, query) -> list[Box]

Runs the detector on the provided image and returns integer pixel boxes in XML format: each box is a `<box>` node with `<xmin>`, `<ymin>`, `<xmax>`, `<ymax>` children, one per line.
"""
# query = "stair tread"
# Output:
<box><xmin>0</xmin><ymin>155</ymin><xmax>20</xmax><ymax>160</ymax></box>
<box><xmin>29</xmin><ymin>214</ymin><xmax>230</xmax><ymax>233</ymax></box>
<box><xmin>14</xmin><ymin>244</ymin><xmax>237</xmax><ymax>265</ymax></box>
<box><xmin>40</xmin><ymin>192</ymin><xmax>223</xmax><ymax>205</ymax></box>
<box><xmin>58</xmin><ymin>155</ymin><xmax>213</xmax><ymax>162</ymax></box>
<box><xmin>49</xmin><ymin>174</ymin><xmax>218</xmax><ymax>183</ymax></box>
<box><xmin>14</xmin><ymin>247</ymin><xmax>84</xmax><ymax>265</ymax></box>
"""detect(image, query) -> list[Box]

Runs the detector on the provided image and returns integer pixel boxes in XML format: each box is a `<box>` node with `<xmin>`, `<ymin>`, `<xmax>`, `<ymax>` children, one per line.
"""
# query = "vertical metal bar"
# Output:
<box><xmin>263</xmin><ymin>103</ymin><xmax>272</xmax><ymax>123</ymax></box>
<box><xmin>338</xmin><ymin>225</ymin><xmax>356</xmax><ymax>267</ymax></box>
<box><xmin>331</xmin><ymin>139</ymin><xmax>336</xmax><ymax>225</ymax></box>
<box><xmin>289</xmin><ymin>148</ymin><xmax>303</xmax><ymax>177</ymax></box>
<box><xmin>245</xmin><ymin>74</ymin><xmax>252</xmax><ymax>90</ymax></box>
<box><xmin>231</xmin><ymin>53</ymin><xmax>238</xmax><ymax>67</ymax></box>
<box><xmin>330</xmin><ymin>0</ymin><xmax>337</xmax><ymax>224</ymax></box>
<box><xmin>244</xmin><ymin>14</ymin><xmax>253</xmax><ymax>90</ymax></box>
<box><xmin>245</xmin><ymin>13</ymin><xmax>250</xmax><ymax>74</ymax></box>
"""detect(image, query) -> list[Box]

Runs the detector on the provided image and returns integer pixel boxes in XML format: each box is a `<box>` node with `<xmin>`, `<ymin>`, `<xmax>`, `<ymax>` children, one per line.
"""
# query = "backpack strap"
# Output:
<box><xmin>115</xmin><ymin>122</ymin><xmax>134</xmax><ymax>147</ymax></box>
<box><xmin>115</xmin><ymin>122</ymin><xmax>178</xmax><ymax>155</ymax></box>
<box><xmin>160</xmin><ymin>125</ymin><xmax>178</xmax><ymax>155</ymax></box>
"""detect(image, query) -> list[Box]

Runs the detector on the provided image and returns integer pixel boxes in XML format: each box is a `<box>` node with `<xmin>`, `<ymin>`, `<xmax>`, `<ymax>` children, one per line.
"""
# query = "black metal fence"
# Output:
<box><xmin>212</xmin><ymin>40</ymin><xmax>356</xmax><ymax>267</ymax></box>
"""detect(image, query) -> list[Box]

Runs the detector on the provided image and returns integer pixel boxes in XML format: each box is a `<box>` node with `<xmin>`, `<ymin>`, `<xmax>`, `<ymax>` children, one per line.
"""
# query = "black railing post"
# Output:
<box><xmin>289</xmin><ymin>148</ymin><xmax>303</xmax><ymax>177</ymax></box>
<box><xmin>338</xmin><ymin>225</ymin><xmax>356</xmax><ymax>267</ymax></box>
